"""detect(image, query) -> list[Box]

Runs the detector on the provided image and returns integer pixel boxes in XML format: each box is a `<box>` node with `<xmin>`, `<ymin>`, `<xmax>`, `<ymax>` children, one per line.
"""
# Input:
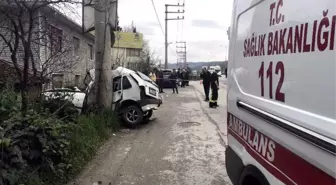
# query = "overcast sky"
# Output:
<box><xmin>118</xmin><ymin>0</ymin><xmax>233</xmax><ymax>63</ymax></box>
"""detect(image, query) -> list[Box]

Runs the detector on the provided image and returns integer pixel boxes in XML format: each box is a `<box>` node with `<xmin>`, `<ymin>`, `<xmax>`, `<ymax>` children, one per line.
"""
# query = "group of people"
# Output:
<box><xmin>148</xmin><ymin>68</ymin><xmax>164</xmax><ymax>93</ymax></box>
<box><xmin>200</xmin><ymin>67</ymin><xmax>219</xmax><ymax>108</ymax></box>
<box><xmin>147</xmin><ymin>66</ymin><xmax>219</xmax><ymax>108</ymax></box>
<box><xmin>147</xmin><ymin>67</ymin><xmax>191</xmax><ymax>94</ymax></box>
<box><xmin>176</xmin><ymin>68</ymin><xmax>190</xmax><ymax>87</ymax></box>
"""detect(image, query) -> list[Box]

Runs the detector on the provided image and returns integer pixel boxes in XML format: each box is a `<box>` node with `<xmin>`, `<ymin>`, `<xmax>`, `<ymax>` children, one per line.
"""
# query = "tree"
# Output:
<box><xmin>0</xmin><ymin>0</ymin><xmax>81</xmax><ymax>114</ymax></box>
<box><xmin>138</xmin><ymin>39</ymin><xmax>160</xmax><ymax>72</ymax></box>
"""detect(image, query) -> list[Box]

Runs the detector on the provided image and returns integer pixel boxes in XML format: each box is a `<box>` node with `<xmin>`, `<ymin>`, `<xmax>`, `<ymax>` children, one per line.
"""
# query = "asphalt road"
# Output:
<box><xmin>70</xmin><ymin>77</ymin><xmax>231</xmax><ymax>185</ymax></box>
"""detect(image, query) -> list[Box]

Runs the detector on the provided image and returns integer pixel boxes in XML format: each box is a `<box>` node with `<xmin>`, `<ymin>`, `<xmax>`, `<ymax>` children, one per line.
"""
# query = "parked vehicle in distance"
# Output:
<box><xmin>161</xmin><ymin>69</ymin><xmax>179</xmax><ymax>88</ymax></box>
<box><xmin>226</xmin><ymin>1</ymin><xmax>336</xmax><ymax>185</ymax></box>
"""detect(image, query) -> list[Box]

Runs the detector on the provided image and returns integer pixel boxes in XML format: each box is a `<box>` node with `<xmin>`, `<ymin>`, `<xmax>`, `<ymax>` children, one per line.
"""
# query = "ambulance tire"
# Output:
<box><xmin>238</xmin><ymin>165</ymin><xmax>270</xmax><ymax>185</ymax></box>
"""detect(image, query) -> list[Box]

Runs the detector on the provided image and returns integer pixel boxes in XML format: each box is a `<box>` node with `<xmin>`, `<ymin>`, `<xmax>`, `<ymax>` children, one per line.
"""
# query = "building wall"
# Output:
<box><xmin>112</xmin><ymin>31</ymin><xmax>143</xmax><ymax>71</ymax></box>
<box><xmin>111</xmin><ymin>47</ymin><xmax>142</xmax><ymax>69</ymax></box>
<box><xmin>0</xmin><ymin>7</ymin><xmax>95</xmax><ymax>90</ymax></box>
<box><xmin>0</xmin><ymin>11</ymin><xmax>42</xmax><ymax>71</ymax></box>
<box><xmin>40</xmin><ymin>13</ymin><xmax>95</xmax><ymax>90</ymax></box>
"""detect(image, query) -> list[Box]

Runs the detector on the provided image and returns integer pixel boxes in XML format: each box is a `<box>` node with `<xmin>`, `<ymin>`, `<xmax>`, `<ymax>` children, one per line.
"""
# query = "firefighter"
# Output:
<box><xmin>200</xmin><ymin>67</ymin><xmax>211</xmax><ymax>101</ymax></box>
<box><xmin>209</xmin><ymin>68</ymin><xmax>219</xmax><ymax>108</ymax></box>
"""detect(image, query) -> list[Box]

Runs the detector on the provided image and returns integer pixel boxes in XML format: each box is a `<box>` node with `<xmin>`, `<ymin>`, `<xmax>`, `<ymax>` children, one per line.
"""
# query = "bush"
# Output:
<box><xmin>0</xmin><ymin>88</ymin><xmax>20</xmax><ymax>122</ymax></box>
<box><xmin>0</xmin><ymin>90</ymin><xmax>120</xmax><ymax>185</ymax></box>
<box><xmin>0</xmin><ymin>109</ymin><xmax>71</xmax><ymax>185</ymax></box>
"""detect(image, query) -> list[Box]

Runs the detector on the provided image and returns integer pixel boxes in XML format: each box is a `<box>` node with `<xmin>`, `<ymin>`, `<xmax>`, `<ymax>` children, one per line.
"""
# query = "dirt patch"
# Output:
<box><xmin>177</xmin><ymin>122</ymin><xmax>201</xmax><ymax>128</ymax></box>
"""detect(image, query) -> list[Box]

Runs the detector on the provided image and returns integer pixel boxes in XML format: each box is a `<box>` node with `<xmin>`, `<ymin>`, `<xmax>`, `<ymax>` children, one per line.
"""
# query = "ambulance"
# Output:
<box><xmin>225</xmin><ymin>0</ymin><xmax>336</xmax><ymax>185</ymax></box>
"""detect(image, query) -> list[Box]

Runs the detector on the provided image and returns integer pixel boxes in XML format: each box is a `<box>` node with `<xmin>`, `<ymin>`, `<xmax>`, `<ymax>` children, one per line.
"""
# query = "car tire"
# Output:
<box><xmin>122</xmin><ymin>105</ymin><xmax>144</xmax><ymax>127</ymax></box>
<box><xmin>143</xmin><ymin>110</ymin><xmax>153</xmax><ymax>121</ymax></box>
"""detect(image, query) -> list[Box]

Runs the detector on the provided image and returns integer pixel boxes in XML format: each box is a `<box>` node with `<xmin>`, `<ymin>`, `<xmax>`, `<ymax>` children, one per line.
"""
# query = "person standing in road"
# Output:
<box><xmin>149</xmin><ymin>70</ymin><xmax>156</xmax><ymax>82</ymax></box>
<box><xmin>156</xmin><ymin>69</ymin><xmax>164</xmax><ymax>93</ymax></box>
<box><xmin>200</xmin><ymin>67</ymin><xmax>211</xmax><ymax>101</ymax></box>
<box><xmin>169</xmin><ymin>69</ymin><xmax>179</xmax><ymax>94</ymax></box>
<box><xmin>209</xmin><ymin>68</ymin><xmax>219</xmax><ymax>108</ymax></box>
<box><xmin>177</xmin><ymin>68</ymin><xmax>181</xmax><ymax>86</ymax></box>
<box><xmin>181</xmin><ymin>69</ymin><xmax>186</xmax><ymax>88</ymax></box>
<box><xmin>186</xmin><ymin>66</ymin><xmax>191</xmax><ymax>86</ymax></box>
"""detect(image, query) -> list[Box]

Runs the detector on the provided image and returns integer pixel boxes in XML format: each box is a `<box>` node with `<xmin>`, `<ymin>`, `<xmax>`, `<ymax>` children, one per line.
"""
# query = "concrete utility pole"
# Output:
<box><xmin>176</xmin><ymin>41</ymin><xmax>187</xmax><ymax>68</ymax></box>
<box><xmin>94</xmin><ymin>0</ymin><xmax>116</xmax><ymax>108</ymax></box>
<box><xmin>165</xmin><ymin>3</ymin><xmax>184</xmax><ymax>69</ymax></box>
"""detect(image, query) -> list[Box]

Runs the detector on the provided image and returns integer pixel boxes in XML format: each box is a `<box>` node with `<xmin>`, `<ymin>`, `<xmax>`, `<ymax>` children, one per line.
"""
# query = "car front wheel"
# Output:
<box><xmin>122</xmin><ymin>105</ymin><xmax>144</xmax><ymax>127</ymax></box>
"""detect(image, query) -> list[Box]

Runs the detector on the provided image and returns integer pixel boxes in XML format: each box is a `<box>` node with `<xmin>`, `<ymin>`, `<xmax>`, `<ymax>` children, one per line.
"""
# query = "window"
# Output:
<box><xmin>73</xmin><ymin>37</ymin><xmax>80</xmax><ymax>56</ymax></box>
<box><xmin>123</xmin><ymin>77</ymin><xmax>132</xmax><ymax>89</ymax></box>
<box><xmin>52</xmin><ymin>74</ymin><xmax>64</xmax><ymax>88</ymax></box>
<box><xmin>88</xmin><ymin>44</ymin><xmax>94</xmax><ymax>60</ymax></box>
<box><xmin>126</xmin><ymin>48</ymin><xmax>141</xmax><ymax>57</ymax></box>
<box><xmin>75</xmin><ymin>74</ymin><xmax>80</xmax><ymax>86</ymax></box>
<box><xmin>113</xmin><ymin>76</ymin><xmax>122</xmax><ymax>91</ymax></box>
<box><xmin>48</xmin><ymin>25</ymin><xmax>63</xmax><ymax>54</ymax></box>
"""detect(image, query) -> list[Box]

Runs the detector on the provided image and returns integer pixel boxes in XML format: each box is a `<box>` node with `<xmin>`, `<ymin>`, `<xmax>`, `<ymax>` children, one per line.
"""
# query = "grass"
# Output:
<box><xmin>40</xmin><ymin>109</ymin><xmax>120</xmax><ymax>185</ymax></box>
<box><xmin>68</xmin><ymin>110</ymin><xmax>120</xmax><ymax>176</ymax></box>
<box><xmin>0</xmin><ymin>87</ymin><xmax>120</xmax><ymax>185</ymax></box>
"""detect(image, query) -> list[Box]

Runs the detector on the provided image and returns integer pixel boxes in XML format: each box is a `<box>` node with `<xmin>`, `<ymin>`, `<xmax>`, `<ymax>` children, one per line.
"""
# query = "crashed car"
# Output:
<box><xmin>43</xmin><ymin>67</ymin><xmax>162</xmax><ymax>127</ymax></box>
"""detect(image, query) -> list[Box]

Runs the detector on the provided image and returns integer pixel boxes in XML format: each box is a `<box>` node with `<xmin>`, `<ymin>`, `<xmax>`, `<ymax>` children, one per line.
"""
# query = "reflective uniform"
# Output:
<box><xmin>209</xmin><ymin>73</ymin><xmax>219</xmax><ymax>108</ymax></box>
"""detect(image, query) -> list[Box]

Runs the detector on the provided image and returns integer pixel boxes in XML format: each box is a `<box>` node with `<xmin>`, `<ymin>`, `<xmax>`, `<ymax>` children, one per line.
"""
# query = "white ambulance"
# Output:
<box><xmin>226</xmin><ymin>0</ymin><xmax>336</xmax><ymax>185</ymax></box>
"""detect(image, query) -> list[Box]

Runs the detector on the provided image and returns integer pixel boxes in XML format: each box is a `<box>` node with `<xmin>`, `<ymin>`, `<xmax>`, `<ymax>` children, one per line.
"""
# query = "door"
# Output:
<box><xmin>113</xmin><ymin>75</ymin><xmax>123</xmax><ymax>104</ymax></box>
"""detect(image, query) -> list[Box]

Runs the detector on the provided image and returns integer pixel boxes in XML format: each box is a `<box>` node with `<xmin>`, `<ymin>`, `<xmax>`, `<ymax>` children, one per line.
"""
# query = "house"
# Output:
<box><xmin>0</xmin><ymin>4</ymin><xmax>95</xmax><ymax>90</ymax></box>
<box><xmin>112</xmin><ymin>31</ymin><xmax>144</xmax><ymax>70</ymax></box>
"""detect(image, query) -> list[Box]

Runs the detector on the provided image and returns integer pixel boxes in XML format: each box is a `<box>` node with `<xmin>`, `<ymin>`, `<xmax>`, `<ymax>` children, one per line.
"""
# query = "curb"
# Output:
<box><xmin>191</xmin><ymin>84</ymin><xmax>228</xmax><ymax>146</ymax></box>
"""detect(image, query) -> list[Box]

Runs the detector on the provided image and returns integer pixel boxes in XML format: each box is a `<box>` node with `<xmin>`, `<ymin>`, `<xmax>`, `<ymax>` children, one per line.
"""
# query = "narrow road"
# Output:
<box><xmin>70</xmin><ymin>77</ymin><xmax>231</xmax><ymax>185</ymax></box>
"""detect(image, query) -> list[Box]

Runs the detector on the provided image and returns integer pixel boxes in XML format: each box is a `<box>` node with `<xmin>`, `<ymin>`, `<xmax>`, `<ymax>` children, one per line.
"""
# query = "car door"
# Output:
<box><xmin>112</xmin><ymin>75</ymin><xmax>123</xmax><ymax>104</ymax></box>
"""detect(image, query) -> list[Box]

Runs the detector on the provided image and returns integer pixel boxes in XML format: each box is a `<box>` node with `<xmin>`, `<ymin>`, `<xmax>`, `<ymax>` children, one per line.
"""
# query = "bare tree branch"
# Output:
<box><xmin>0</xmin><ymin>0</ymin><xmax>82</xmax><ymax>113</ymax></box>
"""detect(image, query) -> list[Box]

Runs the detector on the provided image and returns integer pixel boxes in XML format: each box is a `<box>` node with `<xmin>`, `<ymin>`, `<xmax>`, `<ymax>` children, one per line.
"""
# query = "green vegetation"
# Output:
<box><xmin>0</xmin><ymin>89</ymin><xmax>120</xmax><ymax>185</ymax></box>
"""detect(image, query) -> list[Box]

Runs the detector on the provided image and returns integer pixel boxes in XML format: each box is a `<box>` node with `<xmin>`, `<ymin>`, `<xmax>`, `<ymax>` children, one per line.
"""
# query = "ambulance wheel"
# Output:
<box><xmin>122</xmin><ymin>105</ymin><xmax>143</xmax><ymax>127</ymax></box>
<box><xmin>143</xmin><ymin>110</ymin><xmax>153</xmax><ymax>121</ymax></box>
<box><xmin>238</xmin><ymin>165</ymin><xmax>269</xmax><ymax>185</ymax></box>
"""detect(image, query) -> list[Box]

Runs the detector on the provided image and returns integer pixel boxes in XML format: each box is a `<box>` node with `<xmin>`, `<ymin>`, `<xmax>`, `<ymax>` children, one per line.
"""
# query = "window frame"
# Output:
<box><xmin>73</xmin><ymin>37</ymin><xmax>80</xmax><ymax>56</ymax></box>
<box><xmin>113</xmin><ymin>76</ymin><xmax>122</xmax><ymax>91</ymax></box>
<box><xmin>122</xmin><ymin>76</ymin><xmax>132</xmax><ymax>90</ymax></box>
<box><xmin>48</xmin><ymin>25</ymin><xmax>63</xmax><ymax>54</ymax></box>
<box><xmin>88</xmin><ymin>44</ymin><xmax>94</xmax><ymax>60</ymax></box>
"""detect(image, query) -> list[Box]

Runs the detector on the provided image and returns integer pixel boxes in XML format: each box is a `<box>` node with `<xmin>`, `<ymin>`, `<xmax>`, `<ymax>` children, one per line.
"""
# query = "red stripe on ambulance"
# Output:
<box><xmin>228</xmin><ymin>113</ymin><xmax>335</xmax><ymax>185</ymax></box>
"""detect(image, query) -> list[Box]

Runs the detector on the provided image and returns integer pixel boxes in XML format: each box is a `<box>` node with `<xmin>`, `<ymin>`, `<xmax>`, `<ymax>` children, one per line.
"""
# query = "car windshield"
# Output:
<box><xmin>136</xmin><ymin>71</ymin><xmax>154</xmax><ymax>82</ymax></box>
<box><xmin>162</xmin><ymin>70</ymin><xmax>172</xmax><ymax>76</ymax></box>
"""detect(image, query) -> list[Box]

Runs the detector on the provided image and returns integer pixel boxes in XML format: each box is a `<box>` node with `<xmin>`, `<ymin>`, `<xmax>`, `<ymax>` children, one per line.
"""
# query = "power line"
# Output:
<box><xmin>150</xmin><ymin>0</ymin><xmax>164</xmax><ymax>35</ymax></box>
<box><xmin>150</xmin><ymin>0</ymin><xmax>176</xmax><ymax>60</ymax></box>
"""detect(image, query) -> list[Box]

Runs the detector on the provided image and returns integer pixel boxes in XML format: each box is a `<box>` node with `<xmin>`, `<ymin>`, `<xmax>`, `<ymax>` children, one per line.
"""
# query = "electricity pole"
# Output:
<box><xmin>176</xmin><ymin>41</ymin><xmax>186</xmax><ymax>68</ymax></box>
<box><xmin>94</xmin><ymin>0</ymin><xmax>117</xmax><ymax>108</ymax></box>
<box><xmin>165</xmin><ymin>3</ymin><xmax>184</xmax><ymax>69</ymax></box>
